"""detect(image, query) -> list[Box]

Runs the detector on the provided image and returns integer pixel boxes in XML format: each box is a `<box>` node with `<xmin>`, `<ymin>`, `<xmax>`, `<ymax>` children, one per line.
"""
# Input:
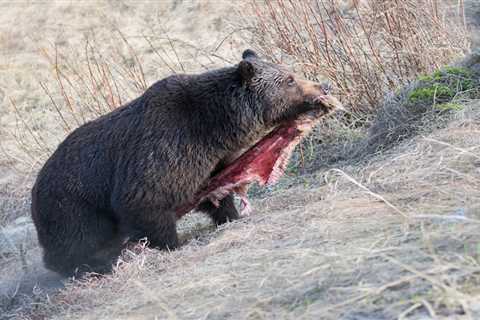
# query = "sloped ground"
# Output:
<box><xmin>6</xmin><ymin>103</ymin><xmax>477</xmax><ymax>320</ymax></box>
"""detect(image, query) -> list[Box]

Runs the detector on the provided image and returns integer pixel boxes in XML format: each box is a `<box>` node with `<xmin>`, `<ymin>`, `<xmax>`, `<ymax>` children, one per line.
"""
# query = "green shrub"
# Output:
<box><xmin>360</xmin><ymin>58</ymin><xmax>480</xmax><ymax>157</ymax></box>
<box><xmin>408</xmin><ymin>85</ymin><xmax>455</xmax><ymax>104</ymax></box>
<box><xmin>408</xmin><ymin>66</ymin><xmax>479</xmax><ymax>107</ymax></box>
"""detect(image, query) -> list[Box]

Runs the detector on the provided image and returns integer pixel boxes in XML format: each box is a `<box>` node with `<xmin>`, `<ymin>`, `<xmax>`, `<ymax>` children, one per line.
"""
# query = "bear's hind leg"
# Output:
<box><xmin>40</xmin><ymin>200</ymin><xmax>124</xmax><ymax>277</ymax></box>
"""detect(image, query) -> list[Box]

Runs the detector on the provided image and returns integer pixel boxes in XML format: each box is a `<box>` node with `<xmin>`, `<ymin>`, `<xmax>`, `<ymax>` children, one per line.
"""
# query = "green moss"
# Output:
<box><xmin>443</xmin><ymin>66</ymin><xmax>473</xmax><ymax>77</ymax></box>
<box><xmin>433</xmin><ymin>67</ymin><xmax>474</xmax><ymax>90</ymax></box>
<box><xmin>431</xmin><ymin>70</ymin><xmax>443</xmax><ymax>81</ymax></box>
<box><xmin>428</xmin><ymin>66</ymin><xmax>471</xmax><ymax>80</ymax></box>
<box><xmin>434</xmin><ymin>102</ymin><xmax>464</xmax><ymax>111</ymax></box>
<box><xmin>409</xmin><ymin>66</ymin><xmax>478</xmax><ymax>108</ymax></box>
<box><xmin>408</xmin><ymin>84</ymin><xmax>455</xmax><ymax>104</ymax></box>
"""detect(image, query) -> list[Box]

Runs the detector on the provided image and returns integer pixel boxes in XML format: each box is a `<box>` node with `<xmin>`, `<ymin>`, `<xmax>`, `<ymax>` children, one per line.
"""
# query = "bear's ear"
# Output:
<box><xmin>238</xmin><ymin>60</ymin><xmax>255</xmax><ymax>84</ymax></box>
<box><xmin>242</xmin><ymin>49</ymin><xmax>258</xmax><ymax>59</ymax></box>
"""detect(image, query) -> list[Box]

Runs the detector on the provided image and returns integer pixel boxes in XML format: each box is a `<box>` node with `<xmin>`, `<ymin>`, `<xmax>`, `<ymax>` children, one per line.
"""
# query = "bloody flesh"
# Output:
<box><xmin>175</xmin><ymin>115</ymin><xmax>319</xmax><ymax>218</ymax></box>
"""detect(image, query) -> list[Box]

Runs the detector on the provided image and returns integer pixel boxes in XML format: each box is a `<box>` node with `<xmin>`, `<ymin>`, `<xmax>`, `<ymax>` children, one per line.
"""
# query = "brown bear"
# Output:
<box><xmin>31</xmin><ymin>50</ymin><xmax>342</xmax><ymax>276</ymax></box>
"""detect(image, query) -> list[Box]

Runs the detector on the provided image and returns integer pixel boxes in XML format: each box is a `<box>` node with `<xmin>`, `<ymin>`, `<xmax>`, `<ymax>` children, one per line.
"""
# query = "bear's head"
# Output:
<box><xmin>237</xmin><ymin>49</ymin><xmax>343</xmax><ymax>126</ymax></box>
<box><xmin>177</xmin><ymin>50</ymin><xmax>344</xmax><ymax>217</ymax></box>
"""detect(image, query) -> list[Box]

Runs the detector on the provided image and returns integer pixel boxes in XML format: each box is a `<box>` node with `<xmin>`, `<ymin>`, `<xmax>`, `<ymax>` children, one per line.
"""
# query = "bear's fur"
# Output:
<box><xmin>31</xmin><ymin>50</ymin><xmax>335</xmax><ymax>276</ymax></box>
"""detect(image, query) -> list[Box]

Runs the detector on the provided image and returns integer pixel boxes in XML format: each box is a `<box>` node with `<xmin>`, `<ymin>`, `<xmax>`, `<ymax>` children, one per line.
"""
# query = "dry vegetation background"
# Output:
<box><xmin>1</xmin><ymin>0</ymin><xmax>480</xmax><ymax>319</ymax></box>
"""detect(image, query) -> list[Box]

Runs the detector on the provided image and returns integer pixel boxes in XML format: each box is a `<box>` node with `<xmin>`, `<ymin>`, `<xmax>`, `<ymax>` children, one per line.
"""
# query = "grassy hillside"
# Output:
<box><xmin>8</xmin><ymin>97</ymin><xmax>480</xmax><ymax>319</ymax></box>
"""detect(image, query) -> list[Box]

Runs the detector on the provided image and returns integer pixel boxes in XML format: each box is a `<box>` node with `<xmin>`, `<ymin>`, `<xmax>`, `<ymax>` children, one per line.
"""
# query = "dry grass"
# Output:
<box><xmin>2</xmin><ymin>0</ymin><xmax>472</xmax><ymax>175</ymax></box>
<box><xmin>0</xmin><ymin>186</ymin><xmax>30</xmax><ymax>228</ymax></box>
<box><xmin>4</xmin><ymin>31</ymin><xmax>202</xmax><ymax>173</ymax></box>
<box><xmin>0</xmin><ymin>0</ymin><xmax>243</xmax><ymax>180</ymax></box>
<box><xmin>245</xmin><ymin>0</ymin><xmax>470</xmax><ymax>118</ymax></box>
<box><xmin>4</xmin><ymin>36</ymin><xmax>145</xmax><ymax>172</ymax></box>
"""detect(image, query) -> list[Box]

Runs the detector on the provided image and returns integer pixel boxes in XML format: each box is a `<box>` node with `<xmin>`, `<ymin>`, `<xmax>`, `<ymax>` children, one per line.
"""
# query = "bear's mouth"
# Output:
<box><xmin>176</xmin><ymin>94</ymin><xmax>343</xmax><ymax>218</ymax></box>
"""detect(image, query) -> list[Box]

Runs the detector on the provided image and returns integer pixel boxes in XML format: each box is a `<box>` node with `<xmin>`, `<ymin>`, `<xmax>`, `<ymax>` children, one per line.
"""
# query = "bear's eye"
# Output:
<box><xmin>286</xmin><ymin>76</ymin><xmax>296</xmax><ymax>87</ymax></box>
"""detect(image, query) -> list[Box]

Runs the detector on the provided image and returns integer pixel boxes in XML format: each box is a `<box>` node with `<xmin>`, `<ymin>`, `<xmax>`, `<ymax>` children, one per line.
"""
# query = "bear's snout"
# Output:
<box><xmin>297</xmin><ymin>79</ymin><xmax>343</xmax><ymax>113</ymax></box>
<box><xmin>313</xmin><ymin>94</ymin><xmax>344</xmax><ymax>113</ymax></box>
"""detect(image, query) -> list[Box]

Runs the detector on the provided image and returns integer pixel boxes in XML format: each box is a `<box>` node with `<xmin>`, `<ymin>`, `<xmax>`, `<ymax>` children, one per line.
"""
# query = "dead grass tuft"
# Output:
<box><xmin>3</xmin><ymin>31</ymin><xmax>148</xmax><ymax>173</ymax></box>
<box><xmin>245</xmin><ymin>0</ymin><xmax>470</xmax><ymax>118</ymax></box>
